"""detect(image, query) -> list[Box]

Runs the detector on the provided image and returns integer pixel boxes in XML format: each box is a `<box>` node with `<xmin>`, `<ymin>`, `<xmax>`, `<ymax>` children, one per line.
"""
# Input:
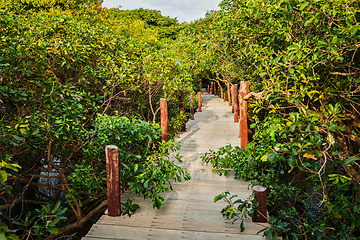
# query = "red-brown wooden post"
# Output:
<box><xmin>239</xmin><ymin>81</ymin><xmax>249</xmax><ymax>148</ymax></box>
<box><xmin>207</xmin><ymin>84</ymin><xmax>210</xmax><ymax>93</ymax></box>
<box><xmin>190</xmin><ymin>92</ymin><xmax>194</xmax><ymax>120</ymax></box>
<box><xmin>252</xmin><ymin>185</ymin><xmax>267</xmax><ymax>223</ymax></box>
<box><xmin>160</xmin><ymin>98</ymin><xmax>168</xmax><ymax>142</ymax></box>
<box><xmin>234</xmin><ymin>84</ymin><xmax>239</xmax><ymax>123</ymax></box>
<box><xmin>227</xmin><ymin>82</ymin><xmax>231</xmax><ymax>106</ymax></box>
<box><xmin>106</xmin><ymin>145</ymin><xmax>121</xmax><ymax>217</ymax></box>
<box><xmin>223</xmin><ymin>88</ymin><xmax>226</xmax><ymax>101</ymax></box>
<box><xmin>231</xmin><ymin>85</ymin><xmax>235</xmax><ymax>113</ymax></box>
<box><xmin>221</xmin><ymin>87</ymin><xmax>223</xmax><ymax>99</ymax></box>
<box><xmin>179</xmin><ymin>95</ymin><xmax>186</xmax><ymax>132</ymax></box>
<box><xmin>197</xmin><ymin>92</ymin><xmax>202</xmax><ymax>112</ymax></box>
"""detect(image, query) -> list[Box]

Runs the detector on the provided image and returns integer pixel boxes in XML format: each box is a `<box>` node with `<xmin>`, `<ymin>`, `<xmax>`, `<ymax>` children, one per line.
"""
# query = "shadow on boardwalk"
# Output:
<box><xmin>82</xmin><ymin>92</ymin><xmax>268</xmax><ymax>240</ymax></box>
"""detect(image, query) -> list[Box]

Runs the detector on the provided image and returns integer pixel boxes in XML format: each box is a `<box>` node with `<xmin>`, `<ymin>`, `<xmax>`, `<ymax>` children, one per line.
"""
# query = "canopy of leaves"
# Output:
<box><xmin>0</xmin><ymin>2</ymin><xmax>202</xmax><ymax>239</ymax></box>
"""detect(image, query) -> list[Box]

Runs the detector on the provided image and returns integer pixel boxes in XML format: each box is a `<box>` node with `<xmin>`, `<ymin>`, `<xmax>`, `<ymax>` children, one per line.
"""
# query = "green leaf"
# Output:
<box><xmin>354</xmin><ymin>205</ymin><xmax>360</xmax><ymax>213</ymax></box>
<box><xmin>0</xmin><ymin>232</ymin><xmax>6</xmax><ymax>240</ymax></box>
<box><xmin>12</xmin><ymin>135</ymin><xmax>23</xmax><ymax>141</ymax></box>
<box><xmin>144</xmin><ymin>179</ymin><xmax>149</xmax><ymax>188</ymax></box>
<box><xmin>260</xmin><ymin>155</ymin><xmax>269</xmax><ymax>162</ymax></box>
<box><xmin>267</xmin><ymin>153</ymin><xmax>277</xmax><ymax>162</ymax></box>
<box><xmin>341</xmin><ymin>156</ymin><xmax>360</xmax><ymax>166</ymax></box>
<box><xmin>0</xmin><ymin>170</ymin><xmax>8</xmax><ymax>182</ymax></box>
<box><xmin>304</xmin><ymin>16</ymin><xmax>314</xmax><ymax>26</ymax></box>
<box><xmin>48</xmin><ymin>218</ymin><xmax>60</xmax><ymax>227</ymax></box>
<box><xmin>5</xmin><ymin>164</ymin><xmax>20</xmax><ymax>172</ymax></box>
<box><xmin>300</xmin><ymin>2</ymin><xmax>309</xmax><ymax>10</ymax></box>
<box><xmin>0</xmin><ymin>222</ymin><xmax>9</xmax><ymax>232</ymax></box>
<box><xmin>7</xmin><ymin>234</ymin><xmax>20</xmax><ymax>240</ymax></box>
<box><xmin>240</xmin><ymin>220</ymin><xmax>245</xmax><ymax>232</ymax></box>
<box><xmin>47</xmin><ymin>228</ymin><xmax>59</xmax><ymax>235</ymax></box>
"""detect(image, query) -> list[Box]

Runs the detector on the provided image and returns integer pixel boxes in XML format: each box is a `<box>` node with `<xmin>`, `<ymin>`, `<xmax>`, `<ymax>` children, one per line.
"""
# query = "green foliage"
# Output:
<box><xmin>200</xmin><ymin>0</ymin><xmax>360</xmax><ymax>238</ymax></box>
<box><xmin>121</xmin><ymin>199</ymin><xmax>140</xmax><ymax>217</ymax></box>
<box><xmin>0</xmin><ymin>222</ymin><xmax>19</xmax><ymax>240</ymax></box>
<box><xmin>70</xmin><ymin>114</ymin><xmax>191</xmax><ymax>209</ymax></box>
<box><xmin>213</xmin><ymin>192</ymin><xmax>255</xmax><ymax>233</ymax></box>
<box><xmin>0</xmin><ymin>3</ymin><xmax>199</xmax><ymax>238</ymax></box>
<box><xmin>12</xmin><ymin>202</ymin><xmax>67</xmax><ymax>239</ymax></box>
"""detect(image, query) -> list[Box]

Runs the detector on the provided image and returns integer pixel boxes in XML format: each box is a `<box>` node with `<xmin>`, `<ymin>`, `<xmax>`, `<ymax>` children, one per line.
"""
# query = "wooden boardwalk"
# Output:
<box><xmin>83</xmin><ymin>92</ymin><xmax>267</xmax><ymax>240</ymax></box>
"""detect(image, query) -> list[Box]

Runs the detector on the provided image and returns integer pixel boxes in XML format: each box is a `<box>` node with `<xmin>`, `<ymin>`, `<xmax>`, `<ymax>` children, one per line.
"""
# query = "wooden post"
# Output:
<box><xmin>239</xmin><ymin>81</ymin><xmax>249</xmax><ymax>148</ymax></box>
<box><xmin>227</xmin><ymin>82</ymin><xmax>231</xmax><ymax>106</ymax></box>
<box><xmin>106</xmin><ymin>145</ymin><xmax>121</xmax><ymax>217</ymax></box>
<box><xmin>207</xmin><ymin>84</ymin><xmax>210</xmax><ymax>93</ymax></box>
<box><xmin>223</xmin><ymin>89</ymin><xmax>226</xmax><ymax>101</ymax></box>
<box><xmin>160</xmin><ymin>98</ymin><xmax>168</xmax><ymax>142</ymax></box>
<box><xmin>252</xmin><ymin>185</ymin><xmax>267</xmax><ymax>223</ymax></box>
<box><xmin>197</xmin><ymin>92</ymin><xmax>202</xmax><ymax>112</ymax></box>
<box><xmin>179</xmin><ymin>95</ymin><xmax>186</xmax><ymax>132</ymax></box>
<box><xmin>221</xmin><ymin>87</ymin><xmax>223</xmax><ymax>99</ymax></box>
<box><xmin>190</xmin><ymin>92</ymin><xmax>194</xmax><ymax>120</ymax></box>
<box><xmin>231</xmin><ymin>85</ymin><xmax>235</xmax><ymax>113</ymax></box>
<box><xmin>234</xmin><ymin>84</ymin><xmax>239</xmax><ymax>123</ymax></box>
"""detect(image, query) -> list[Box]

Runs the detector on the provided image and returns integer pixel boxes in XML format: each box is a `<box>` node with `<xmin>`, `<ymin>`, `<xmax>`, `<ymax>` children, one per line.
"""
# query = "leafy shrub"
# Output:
<box><xmin>200</xmin><ymin>0</ymin><xmax>360</xmax><ymax>238</ymax></box>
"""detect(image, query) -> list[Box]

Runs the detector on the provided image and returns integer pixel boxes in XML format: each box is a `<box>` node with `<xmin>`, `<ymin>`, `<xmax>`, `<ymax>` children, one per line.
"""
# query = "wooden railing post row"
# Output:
<box><xmin>231</xmin><ymin>85</ymin><xmax>235</xmax><ymax>113</ymax></box>
<box><xmin>190</xmin><ymin>92</ymin><xmax>194</xmax><ymax>120</ymax></box>
<box><xmin>106</xmin><ymin>145</ymin><xmax>121</xmax><ymax>217</ymax></box>
<box><xmin>252</xmin><ymin>185</ymin><xmax>268</xmax><ymax>223</ymax></box>
<box><xmin>227</xmin><ymin>82</ymin><xmax>231</xmax><ymax>106</ymax></box>
<box><xmin>239</xmin><ymin>81</ymin><xmax>249</xmax><ymax>148</ymax></box>
<box><xmin>197</xmin><ymin>92</ymin><xmax>202</xmax><ymax>112</ymax></box>
<box><xmin>234</xmin><ymin>84</ymin><xmax>239</xmax><ymax>123</ymax></box>
<box><xmin>160</xmin><ymin>98</ymin><xmax>168</xmax><ymax>142</ymax></box>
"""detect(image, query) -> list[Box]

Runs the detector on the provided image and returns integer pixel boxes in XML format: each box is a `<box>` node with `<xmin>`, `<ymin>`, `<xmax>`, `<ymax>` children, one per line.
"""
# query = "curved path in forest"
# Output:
<box><xmin>83</xmin><ymin>91</ymin><xmax>267</xmax><ymax>240</ymax></box>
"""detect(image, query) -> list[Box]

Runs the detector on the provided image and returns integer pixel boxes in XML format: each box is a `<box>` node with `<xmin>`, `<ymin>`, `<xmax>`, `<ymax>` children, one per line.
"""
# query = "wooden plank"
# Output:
<box><xmin>85</xmin><ymin>225</ymin><xmax>266</xmax><ymax>240</ymax></box>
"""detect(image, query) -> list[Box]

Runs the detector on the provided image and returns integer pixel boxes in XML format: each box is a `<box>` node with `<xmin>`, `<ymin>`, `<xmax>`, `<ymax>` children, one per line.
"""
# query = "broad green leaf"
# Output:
<box><xmin>260</xmin><ymin>155</ymin><xmax>269</xmax><ymax>162</ymax></box>
<box><xmin>47</xmin><ymin>228</ymin><xmax>59</xmax><ymax>235</ymax></box>
<box><xmin>12</xmin><ymin>135</ymin><xmax>23</xmax><ymax>141</ymax></box>
<box><xmin>0</xmin><ymin>170</ymin><xmax>7</xmax><ymax>182</ymax></box>
<box><xmin>300</xmin><ymin>2</ymin><xmax>309</xmax><ymax>10</ymax></box>
<box><xmin>267</xmin><ymin>153</ymin><xmax>277</xmax><ymax>162</ymax></box>
<box><xmin>341</xmin><ymin>156</ymin><xmax>360</xmax><ymax>166</ymax></box>
<box><xmin>0</xmin><ymin>222</ymin><xmax>8</xmax><ymax>231</ymax></box>
<box><xmin>7</xmin><ymin>234</ymin><xmax>20</xmax><ymax>240</ymax></box>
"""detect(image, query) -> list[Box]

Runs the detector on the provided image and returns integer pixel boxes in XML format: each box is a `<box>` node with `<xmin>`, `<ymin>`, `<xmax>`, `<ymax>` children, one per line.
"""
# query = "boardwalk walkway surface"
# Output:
<box><xmin>83</xmin><ymin>92</ymin><xmax>267</xmax><ymax>240</ymax></box>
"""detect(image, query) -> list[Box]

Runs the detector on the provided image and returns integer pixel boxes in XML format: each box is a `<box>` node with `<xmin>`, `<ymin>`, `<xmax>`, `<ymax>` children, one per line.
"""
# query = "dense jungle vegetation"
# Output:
<box><xmin>0</xmin><ymin>0</ymin><xmax>359</xmax><ymax>239</ymax></box>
